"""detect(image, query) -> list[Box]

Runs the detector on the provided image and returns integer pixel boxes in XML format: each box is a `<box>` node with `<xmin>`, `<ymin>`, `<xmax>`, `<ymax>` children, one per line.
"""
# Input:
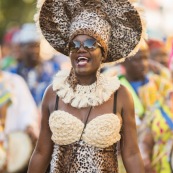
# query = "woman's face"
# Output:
<box><xmin>69</xmin><ymin>35</ymin><xmax>103</xmax><ymax>76</ymax></box>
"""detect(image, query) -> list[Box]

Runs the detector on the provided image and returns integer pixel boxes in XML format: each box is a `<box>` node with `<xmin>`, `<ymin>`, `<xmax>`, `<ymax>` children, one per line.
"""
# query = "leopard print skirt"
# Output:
<box><xmin>49</xmin><ymin>140</ymin><xmax>119</xmax><ymax>173</ymax></box>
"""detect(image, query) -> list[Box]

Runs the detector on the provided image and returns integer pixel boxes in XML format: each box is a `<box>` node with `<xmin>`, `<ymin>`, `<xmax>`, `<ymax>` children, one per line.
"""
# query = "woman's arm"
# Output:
<box><xmin>27</xmin><ymin>85</ymin><xmax>56</xmax><ymax>173</ymax></box>
<box><xmin>118</xmin><ymin>85</ymin><xmax>145</xmax><ymax>173</ymax></box>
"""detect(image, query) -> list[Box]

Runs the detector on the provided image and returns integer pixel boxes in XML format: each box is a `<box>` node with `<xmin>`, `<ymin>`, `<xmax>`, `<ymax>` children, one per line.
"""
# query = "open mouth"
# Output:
<box><xmin>77</xmin><ymin>57</ymin><xmax>90</xmax><ymax>66</ymax></box>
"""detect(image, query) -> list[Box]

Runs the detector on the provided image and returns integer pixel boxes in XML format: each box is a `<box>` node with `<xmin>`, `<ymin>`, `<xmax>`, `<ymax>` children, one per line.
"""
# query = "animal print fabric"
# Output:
<box><xmin>37</xmin><ymin>0</ymin><xmax>143</xmax><ymax>62</ymax></box>
<box><xmin>49</xmin><ymin>140</ymin><xmax>119</xmax><ymax>173</ymax></box>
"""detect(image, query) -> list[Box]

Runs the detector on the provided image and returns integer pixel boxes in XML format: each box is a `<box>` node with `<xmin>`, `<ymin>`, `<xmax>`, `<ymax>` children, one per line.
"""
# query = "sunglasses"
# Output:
<box><xmin>68</xmin><ymin>38</ymin><xmax>102</xmax><ymax>53</ymax></box>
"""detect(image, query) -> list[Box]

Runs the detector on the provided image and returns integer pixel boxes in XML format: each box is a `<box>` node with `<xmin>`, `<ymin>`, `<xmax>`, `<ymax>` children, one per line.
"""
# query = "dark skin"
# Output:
<box><xmin>27</xmin><ymin>35</ymin><xmax>145</xmax><ymax>173</ymax></box>
<box><xmin>20</xmin><ymin>42</ymin><xmax>40</xmax><ymax>68</ymax></box>
<box><xmin>123</xmin><ymin>49</ymin><xmax>155</xmax><ymax>173</ymax></box>
<box><xmin>123</xmin><ymin>49</ymin><xmax>149</xmax><ymax>82</ymax></box>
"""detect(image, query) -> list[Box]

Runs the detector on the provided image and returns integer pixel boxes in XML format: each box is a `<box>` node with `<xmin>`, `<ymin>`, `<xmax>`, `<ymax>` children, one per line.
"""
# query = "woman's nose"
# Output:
<box><xmin>77</xmin><ymin>45</ymin><xmax>87</xmax><ymax>53</ymax></box>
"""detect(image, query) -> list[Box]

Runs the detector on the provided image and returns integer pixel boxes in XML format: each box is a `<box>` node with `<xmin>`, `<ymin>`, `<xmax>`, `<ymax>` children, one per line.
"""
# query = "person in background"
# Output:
<box><xmin>148</xmin><ymin>39</ymin><xmax>169</xmax><ymax>68</ymax></box>
<box><xmin>0</xmin><ymin>27</ymin><xmax>20</xmax><ymax>71</ymax></box>
<box><xmin>0</xmin><ymin>79</ymin><xmax>12</xmax><ymax>172</ymax></box>
<box><xmin>147</xmin><ymin>39</ymin><xmax>172</xmax><ymax>81</ymax></box>
<box><xmin>0</xmin><ymin>69</ymin><xmax>40</xmax><ymax>173</ymax></box>
<box><xmin>8</xmin><ymin>23</ymin><xmax>60</xmax><ymax>106</ymax></box>
<box><xmin>120</xmin><ymin>42</ymin><xmax>173</xmax><ymax>173</ymax></box>
<box><xmin>36</xmin><ymin>52</ymin><xmax>71</xmax><ymax>103</ymax></box>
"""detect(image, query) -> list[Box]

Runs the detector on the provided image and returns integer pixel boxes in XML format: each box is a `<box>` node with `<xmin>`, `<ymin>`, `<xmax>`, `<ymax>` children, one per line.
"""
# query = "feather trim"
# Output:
<box><xmin>127</xmin><ymin>2</ymin><xmax>148</xmax><ymax>58</ymax></box>
<box><xmin>34</xmin><ymin>0</ymin><xmax>45</xmax><ymax>40</ymax></box>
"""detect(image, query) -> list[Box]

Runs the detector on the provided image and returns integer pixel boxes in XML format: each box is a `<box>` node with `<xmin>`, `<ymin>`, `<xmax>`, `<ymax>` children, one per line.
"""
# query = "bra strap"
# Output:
<box><xmin>54</xmin><ymin>95</ymin><xmax>59</xmax><ymax>110</ymax></box>
<box><xmin>113</xmin><ymin>90</ymin><xmax>118</xmax><ymax>114</ymax></box>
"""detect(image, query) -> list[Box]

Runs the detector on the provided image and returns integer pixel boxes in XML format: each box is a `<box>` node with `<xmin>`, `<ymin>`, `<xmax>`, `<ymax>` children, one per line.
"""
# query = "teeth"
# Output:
<box><xmin>78</xmin><ymin>57</ymin><xmax>88</xmax><ymax>60</ymax></box>
<box><xmin>77</xmin><ymin>57</ymin><xmax>89</xmax><ymax>63</ymax></box>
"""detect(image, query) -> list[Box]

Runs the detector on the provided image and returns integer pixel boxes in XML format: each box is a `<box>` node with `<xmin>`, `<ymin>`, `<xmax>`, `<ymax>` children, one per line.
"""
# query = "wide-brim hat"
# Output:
<box><xmin>35</xmin><ymin>0</ymin><xmax>147</xmax><ymax>63</ymax></box>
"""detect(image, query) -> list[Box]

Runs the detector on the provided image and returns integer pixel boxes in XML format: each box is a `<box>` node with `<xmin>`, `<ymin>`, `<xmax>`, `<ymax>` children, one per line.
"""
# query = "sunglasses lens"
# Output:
<box><xmin>83</xmin><ymin>39</ymin><xmax>96</xmax><ymax>50</ymax></box>
<box><xmin>69</xmin><ymin>41</ymin><xmax>80</xmax><ymax>52</ymax></box>
<box><xmin>69</xmin><ymin>39</ymin><xmax>99</xmax><ymax>52</ymax></box>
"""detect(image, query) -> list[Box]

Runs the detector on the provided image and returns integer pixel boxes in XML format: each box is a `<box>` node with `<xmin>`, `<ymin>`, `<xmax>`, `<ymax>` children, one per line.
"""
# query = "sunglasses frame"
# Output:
<box><xmin>68</xmin><ymin>38</ymin><xmax>102</xmax><ymax>53</ymax></box>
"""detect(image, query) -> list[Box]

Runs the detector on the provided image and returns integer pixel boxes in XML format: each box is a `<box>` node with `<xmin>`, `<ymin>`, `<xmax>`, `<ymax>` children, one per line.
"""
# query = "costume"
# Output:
<box><xmin>119</xmin><ymin>73</ymin><xmax>173</xmax><ymax>173</ymax></box>
<box><xmin>48</xmin><ymin>70</ymin><xmax>121</xmax><ymax>172</ymax></box>
<box><xmin>0</xmin><ymin>71</ymin><xmax>39</xmax><ymax>136</ymax></box>
<box><xmin>35</xmin><ymin>0</ymin><xmax>146</xmax><ymax>172</ymax></box>
<box><xmin>36</xmin><ymin>0</ymin><xmax>146</xmax><ymax>62</ymax></box>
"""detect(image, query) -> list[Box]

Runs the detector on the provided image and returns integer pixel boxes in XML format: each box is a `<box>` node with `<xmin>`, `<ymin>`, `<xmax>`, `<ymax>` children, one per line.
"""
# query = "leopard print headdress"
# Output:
<box><xmin>35</xmin><ymin>0</ymin><xmax>147</xmax><ymax>63</ymax></box>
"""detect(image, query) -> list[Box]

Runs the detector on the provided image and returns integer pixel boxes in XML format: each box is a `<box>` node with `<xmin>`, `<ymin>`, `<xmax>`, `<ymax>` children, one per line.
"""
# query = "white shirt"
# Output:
<box><xmin>1</xmin><ymin>71</ymin><xmax>40</xmax><ymax>137</ymax></box>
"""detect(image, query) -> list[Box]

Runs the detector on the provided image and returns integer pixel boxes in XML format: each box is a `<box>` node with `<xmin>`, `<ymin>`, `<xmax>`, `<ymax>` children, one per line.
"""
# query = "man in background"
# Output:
<box><xmin>0</xmin><ymin>69</ymin><xmax>40</xmax><ymax>173</ymax></box>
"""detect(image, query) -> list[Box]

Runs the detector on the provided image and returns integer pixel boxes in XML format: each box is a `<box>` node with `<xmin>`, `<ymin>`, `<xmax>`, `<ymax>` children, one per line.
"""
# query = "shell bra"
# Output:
<box><xmin>48</xmin><ymin>70</ymin><xmax>122</xmax><ymax>172</ymax></box>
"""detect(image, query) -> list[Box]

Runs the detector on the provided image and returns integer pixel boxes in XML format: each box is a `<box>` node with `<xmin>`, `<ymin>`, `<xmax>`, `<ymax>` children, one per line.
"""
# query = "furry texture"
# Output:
<box><xmin>35</xmin><ymin>0</ymin><xmax>147</xmax><ymax>63</ymax></box>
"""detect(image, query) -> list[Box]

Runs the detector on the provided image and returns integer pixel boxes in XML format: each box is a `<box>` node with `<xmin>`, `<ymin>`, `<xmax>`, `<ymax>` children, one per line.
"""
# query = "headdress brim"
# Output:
<box><xmin>35</xmin><ymin>0</ymin><xmax>147</xmax><ymax>63</ymax></box>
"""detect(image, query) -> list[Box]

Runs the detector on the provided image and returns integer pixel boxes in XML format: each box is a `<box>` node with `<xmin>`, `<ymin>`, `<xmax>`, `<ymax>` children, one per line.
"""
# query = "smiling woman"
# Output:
<box><xmin>69</xmin><ymin>35</ymin><xmax>103</xmax><ymax>80</ymax></box>
<box><xmin>27</xmin><ymin>0</ymin><xmax>147</xmax><ymax>173</ymax></box>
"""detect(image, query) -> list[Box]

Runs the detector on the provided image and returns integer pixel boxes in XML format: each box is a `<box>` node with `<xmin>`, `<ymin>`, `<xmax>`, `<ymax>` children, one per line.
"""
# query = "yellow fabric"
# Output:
<box><xmin>138</xmin><ymin>74</ymin><xmax>173</xmax><ymax>173</ymax></box>
<box><xmin>150</xmin><ymin>108</ymin><xmax>173</xmax><ymax>173</ymax></box>
<box><xmin>119</xmin><ymin>73</ymin><xmax>173</xmax><ymax>173</ymax></box>
<box><xmin>138</xmin><ymin>73</ymin><xmax>173</xmax><ymax>110</ymax></box>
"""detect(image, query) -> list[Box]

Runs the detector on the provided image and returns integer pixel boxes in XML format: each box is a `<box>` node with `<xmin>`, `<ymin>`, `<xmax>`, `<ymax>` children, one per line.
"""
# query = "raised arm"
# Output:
<box><xmin>27</xmin><ymin>85</ymin><xmax>56</xmax><ymax>173</ymax></box>
<box><xmin>118</xmin><ymin>85</ymin><xmax>145</xmax><ymax>173</ymax></box>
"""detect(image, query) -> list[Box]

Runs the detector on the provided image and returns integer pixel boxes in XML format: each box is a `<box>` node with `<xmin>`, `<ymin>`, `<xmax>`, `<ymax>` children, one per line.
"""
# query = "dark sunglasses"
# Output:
<box><xmin>68</xmin><ymin>38</ymin><xmax>102</xmax><ymax>52</ymax></box>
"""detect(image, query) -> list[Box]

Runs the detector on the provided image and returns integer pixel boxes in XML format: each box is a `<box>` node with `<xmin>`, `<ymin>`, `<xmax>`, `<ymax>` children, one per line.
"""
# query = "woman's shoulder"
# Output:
<box><xmin>118</xmin><ymin>84</ymin><xmax>133</xmax><ymax>98</ymax></box>
<box><xmin>117</xmin><ymin>84</ymin><xmax>134</xmax><ymax>110</ymax></box>
<box><xmin>42</xmin><ymin>84</ymin><xmax>57</xmax><ymax>112</ymax></box>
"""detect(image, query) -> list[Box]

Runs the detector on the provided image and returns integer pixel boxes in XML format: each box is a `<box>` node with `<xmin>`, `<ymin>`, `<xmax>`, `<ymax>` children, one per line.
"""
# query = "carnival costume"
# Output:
<box><xmin>120</xmin><ymin>73</ymin><xmax>173</xmax><ymax>173</ymax></box>
<box><xmin>35</xmin><ymin>0</ymin><xmax>146</xmax><ymax>172</ymax></box>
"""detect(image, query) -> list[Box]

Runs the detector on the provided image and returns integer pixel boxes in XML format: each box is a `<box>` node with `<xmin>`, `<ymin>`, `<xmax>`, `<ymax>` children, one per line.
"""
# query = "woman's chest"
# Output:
<box><xmin>49</xmin><ymin>105</ymin><xmax>122</xmax><ymax>148</ymax></box>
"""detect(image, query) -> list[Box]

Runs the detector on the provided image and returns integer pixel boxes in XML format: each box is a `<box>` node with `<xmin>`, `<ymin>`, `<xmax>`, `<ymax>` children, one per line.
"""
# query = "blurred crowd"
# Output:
<box><xmin>0</xmin><ymin>23</ymin><xmax>71</xmax><ymax>172</ymax></box>
<box><xmin>0</xmin><ymin>22</ymin><xmax>173</xmax><ymax>173</ymax></box>
<box><xmin>103</xmin><ymin>38</ymin><xmax>173</xmax><ymax>173</ymax></box>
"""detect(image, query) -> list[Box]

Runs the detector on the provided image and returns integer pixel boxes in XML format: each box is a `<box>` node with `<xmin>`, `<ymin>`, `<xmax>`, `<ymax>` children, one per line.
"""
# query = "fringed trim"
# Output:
<box><xmin>129</xmin><ymin>0</ymin><xmax>138</xmax><ymax>3</ymax></box>
<box><xmin>53</xmin><ymin>70</ymin><xmax>120</xmax><ymax>108</ymax></box>
<box><xmin>34</xmin><ymin>0</ymin><xmax>46</xmax><ymax>40</ymax></box>
<box><xmin>127</xmin><ymin>0</ymin><xmax>148</xmax><ymax>58</ymax></box>
<box><xmin>113</xmin><ymin>0</ymin><xmax>148</xmax><ymax>64</ymax></box>
<box><xmin>114</xmin><ymin>57</ymin><xmax>126</xmax><ymax>64</ymax></box>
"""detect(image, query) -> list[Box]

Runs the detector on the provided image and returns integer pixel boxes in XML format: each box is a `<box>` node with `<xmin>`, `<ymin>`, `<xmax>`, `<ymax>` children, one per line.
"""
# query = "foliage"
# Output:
<box><xmin>0</xmin><ymin>0</ymin><xmax>36</xmax><ymax>43</ymax></box>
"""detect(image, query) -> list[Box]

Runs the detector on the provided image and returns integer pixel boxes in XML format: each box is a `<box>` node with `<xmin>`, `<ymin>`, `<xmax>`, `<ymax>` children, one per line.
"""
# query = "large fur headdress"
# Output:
<box><xmin>35</xmin><ymin>0</ymin><xmax>147</xmax><ymax>63</ymax></box>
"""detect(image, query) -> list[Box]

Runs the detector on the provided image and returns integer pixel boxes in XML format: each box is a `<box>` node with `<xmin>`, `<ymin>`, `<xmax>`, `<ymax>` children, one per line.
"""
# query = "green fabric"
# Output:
<box><xmin>0</xmin><ymin>56</ymin><xmax>16</xmax><ymax>70</ymax></box>
<box><xmin>119</xmin><ymin>75</ymin><xmax>144</xmax><ymax>118</ymax></box>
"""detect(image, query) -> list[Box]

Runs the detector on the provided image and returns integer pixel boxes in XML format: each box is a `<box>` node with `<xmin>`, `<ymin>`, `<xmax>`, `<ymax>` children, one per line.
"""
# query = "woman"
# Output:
<box><xmin>28</xmin><ymin>0</ymin><xmax>146</xmax><ymax>172</ymax></box>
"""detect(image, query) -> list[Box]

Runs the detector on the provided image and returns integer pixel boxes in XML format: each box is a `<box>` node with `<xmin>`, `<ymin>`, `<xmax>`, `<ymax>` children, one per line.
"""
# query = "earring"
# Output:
<box><xmin>96</xmin><ymin>66</ymin><xmax>101</xmax><ymax>80</ymax></box>
<box><xmin>67</xmin><ymin>67</ymin><xmax>79</xmax><ymax>91</ymax></box>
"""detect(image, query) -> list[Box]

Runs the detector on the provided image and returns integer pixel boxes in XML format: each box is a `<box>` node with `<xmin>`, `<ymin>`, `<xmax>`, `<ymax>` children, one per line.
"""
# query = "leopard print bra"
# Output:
<box><xmin>48</xmin><ymin>92</ymin><xmax>121</xmax><ymax>173</ymax></box>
